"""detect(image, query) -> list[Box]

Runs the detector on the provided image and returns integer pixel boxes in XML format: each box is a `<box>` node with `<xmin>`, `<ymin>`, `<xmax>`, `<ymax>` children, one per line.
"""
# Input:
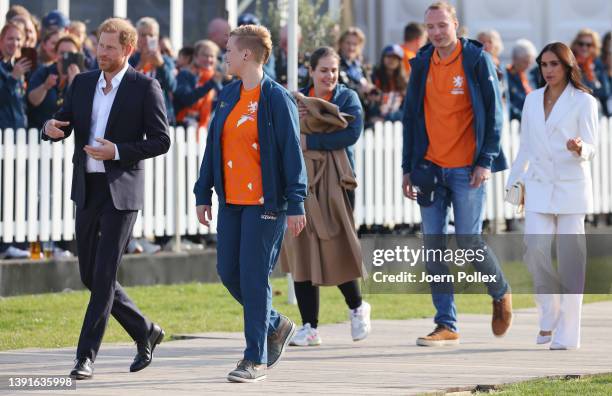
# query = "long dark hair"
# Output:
<box><xmin>372</xmin><ymin>53</ymin><xmax>407</xmax><ymax>93</ymax></box>
<box><xmin>536</xmin><ymin>42</ymin><xmax>592</xmax><ymax>94</ymax></box>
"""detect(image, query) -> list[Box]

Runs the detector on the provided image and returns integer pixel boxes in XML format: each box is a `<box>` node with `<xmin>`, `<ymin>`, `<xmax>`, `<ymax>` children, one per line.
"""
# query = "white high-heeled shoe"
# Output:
<box><xmin>549</xmin><ymin>342</ymin><xmax>568</xmax><ymax>350</ymax></box>
<box><xmin>536</xmin><ymin>331</ymin><xmax>552</xmax><ymax>345</ymax></box>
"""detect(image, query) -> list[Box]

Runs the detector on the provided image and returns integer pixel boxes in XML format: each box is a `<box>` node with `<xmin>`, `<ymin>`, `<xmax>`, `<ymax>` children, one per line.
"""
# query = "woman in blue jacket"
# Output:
<box><xmin>287</xmin><ymin>46</ymin><xmax>371</xmax><ymax>347</ymax></box>
<box><xmin>193</xmin><ymin>25</ymin><xmax>307</xmax><ymax>383</ymax></box>
<box><xmin>0</xmin><ymin>22</ymin><xmax>31</xmax><ymax>129</ymax></box>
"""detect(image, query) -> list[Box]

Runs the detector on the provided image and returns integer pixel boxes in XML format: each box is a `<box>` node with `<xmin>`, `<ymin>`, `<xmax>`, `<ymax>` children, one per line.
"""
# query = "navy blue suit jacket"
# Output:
<box><xmin>42</xmin><ymin>66</ymin><xmax>171</xmax><ymax>210</ymax></box>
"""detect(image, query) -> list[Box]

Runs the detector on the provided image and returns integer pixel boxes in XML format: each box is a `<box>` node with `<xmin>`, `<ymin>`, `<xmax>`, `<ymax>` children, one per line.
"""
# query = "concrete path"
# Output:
<box><xmin>1</xmin><ymin>302</ymin><xmax>611</xmax><ymax>395</ymax></box>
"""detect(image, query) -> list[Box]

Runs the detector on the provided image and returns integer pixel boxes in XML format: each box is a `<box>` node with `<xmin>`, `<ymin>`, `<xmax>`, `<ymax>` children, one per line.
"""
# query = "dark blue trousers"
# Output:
<box><xmin>216</xmin><ymin>204</ymin><xmax>286</xmax><ymax>363</ymax></box>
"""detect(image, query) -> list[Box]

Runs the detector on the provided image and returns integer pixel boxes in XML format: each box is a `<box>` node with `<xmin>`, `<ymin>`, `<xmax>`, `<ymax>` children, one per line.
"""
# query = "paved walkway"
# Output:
<box><xmin>1</xmin><ymin>301</ymin><xmax>611</xmax><ymax>395</ymax></box>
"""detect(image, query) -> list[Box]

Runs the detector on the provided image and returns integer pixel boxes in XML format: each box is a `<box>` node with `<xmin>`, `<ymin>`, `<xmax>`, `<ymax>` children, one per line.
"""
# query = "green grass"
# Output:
<box><xmin>473</xmin><ymin>373</ymin><xmax>612</xmax><ymax>395</ymax></box>
<box><xmin>0</xmin><ymin>278</ymin><xmax>611</xmax><ymax>351</ymax></box>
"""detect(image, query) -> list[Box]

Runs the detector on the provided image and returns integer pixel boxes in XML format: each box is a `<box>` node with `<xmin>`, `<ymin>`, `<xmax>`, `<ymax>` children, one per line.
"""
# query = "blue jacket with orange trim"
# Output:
<box><xmin>194</xmin><ymin>74</ymin><xmax>307</xmax><ymax>215</ymax></box>
<box><xmin>402</xmin><ymin>38</ymin><xmax>508</xmax><ymax>174</ymax></box>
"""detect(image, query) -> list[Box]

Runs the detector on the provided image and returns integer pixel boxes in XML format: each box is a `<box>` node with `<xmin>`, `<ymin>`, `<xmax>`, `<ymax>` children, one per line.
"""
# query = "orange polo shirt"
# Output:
<box><xmin>221</xmin><ymin>84</ymin><xmax>264</xmax><ymax>205</ymax></box>
<box><xmin>424</xmin><ymin>41</ymin><xmax>476</xmax><ymax>168</ymax></box>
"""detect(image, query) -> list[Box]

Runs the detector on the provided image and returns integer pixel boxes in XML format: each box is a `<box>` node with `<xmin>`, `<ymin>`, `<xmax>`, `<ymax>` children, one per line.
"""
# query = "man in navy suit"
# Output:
<box><xmin>43</xmin><ymin>18</ymin><xmax>170</xmax><ymax>380</ymax></box>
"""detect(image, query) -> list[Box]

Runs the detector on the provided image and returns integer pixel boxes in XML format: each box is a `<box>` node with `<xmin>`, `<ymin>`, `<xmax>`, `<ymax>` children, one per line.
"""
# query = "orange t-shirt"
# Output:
<box><xmin>401</xmin><ymin>45</ymin><xmax>416</xmax><ymax>75</ymax></box>
<box><xmin>221</xmin><ymin>84</ymin><xmax>264</xmax><ymax>205</ymax></box>
<box><xmin>308</xmin><ymin>87</ymin><xmax>332</xmax><ymax>102</ymax></box>
<box><xmin>176</xmin><ymin>68</ymin><xmax>216</xmax><ymax>132</ymax></box>
<box><xmin>424</xmin><ymin>41</ymin><xmax>476</xmax><ymax>168</ymax></box>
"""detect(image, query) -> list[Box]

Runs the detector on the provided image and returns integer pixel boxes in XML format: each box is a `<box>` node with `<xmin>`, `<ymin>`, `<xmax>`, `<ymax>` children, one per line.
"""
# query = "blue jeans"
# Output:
<box><xmin>216</xmin><ymin>204</ymin><xmax>287</xmax><ymax>364</ymax></box>
<box><xmin>420</xmin><ymin>166</ymin><xmax>509</xmax><ymax>332</ymax></box>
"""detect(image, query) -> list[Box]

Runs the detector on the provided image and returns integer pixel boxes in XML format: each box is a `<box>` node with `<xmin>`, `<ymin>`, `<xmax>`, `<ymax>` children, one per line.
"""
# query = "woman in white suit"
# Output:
<box><xmin>506</xmin><ymin>42</ymin><xmax>599</xmax><ymax>350</ymax></box>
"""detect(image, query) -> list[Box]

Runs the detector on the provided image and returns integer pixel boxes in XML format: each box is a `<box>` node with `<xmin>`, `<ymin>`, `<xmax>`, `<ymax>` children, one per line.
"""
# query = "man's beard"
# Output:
<box><xmin>100</xmin><ymin>58</ymin><xmax>123</xmax><ymax>73</ymax></box>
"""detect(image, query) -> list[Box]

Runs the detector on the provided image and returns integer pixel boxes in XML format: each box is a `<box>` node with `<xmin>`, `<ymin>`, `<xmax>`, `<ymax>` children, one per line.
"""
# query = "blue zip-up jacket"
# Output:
<box><xmin>129</xmin><ymin>52</ymin><xmax>177</xmax><ymax>124</ymax></box>
<box><xmin>300</xmin><ymin>83</ymin><xmax>364</xmax><ymax>171</ymax></box>
<box><xmin>0</xmin><ymin>60</ymin><xmax>27</xmax><ymax>129</ymax></box>
<box><xmin>402</xmin><ymin>38</ymin><xmax>507</xmax><ymax>174</ymax></box>
<box><xmin>193</xmin><ymin>74</ymin><xmax>307</xmax><ymax>215</ymax></box>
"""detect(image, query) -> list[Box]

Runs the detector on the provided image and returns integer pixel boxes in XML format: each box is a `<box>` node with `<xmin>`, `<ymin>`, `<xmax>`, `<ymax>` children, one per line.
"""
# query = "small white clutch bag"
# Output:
<box><xmin>504</xmin><ymin>181</ymin><xmax>525</xmax><ymax>212</ymax></box>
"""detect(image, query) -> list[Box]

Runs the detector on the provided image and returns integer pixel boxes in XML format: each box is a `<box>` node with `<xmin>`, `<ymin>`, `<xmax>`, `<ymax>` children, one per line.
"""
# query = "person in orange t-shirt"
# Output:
<box><xmin>401</xmin><ymin>2</ymin><xmax>511</xmax><ymax>349</ymax></box>
<box><xmin>174</xmin><ymin>40</ymin><xmax>222</xmax><ymax>131</ymax></box>
<box><xmin>194</xmin><ymin>25</ymin><xmax>306</xmax><ymax>383</ymax></box>
<box><xmin>401</xmin><ymin>22</ymin><xmax>427</xmax><ymax>76</ymax></box>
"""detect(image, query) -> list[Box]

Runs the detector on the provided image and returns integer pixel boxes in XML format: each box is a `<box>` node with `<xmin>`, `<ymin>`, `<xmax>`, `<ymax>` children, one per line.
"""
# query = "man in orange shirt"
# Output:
<box><xmin>401</xmin><ymin>22</ymin><xmax>427</xmax><ymax>76</ymax></box>
<box><xmin>401</xmin><ymin>1</ymin><xmax>512</xmax><ymax>347</ymax></box>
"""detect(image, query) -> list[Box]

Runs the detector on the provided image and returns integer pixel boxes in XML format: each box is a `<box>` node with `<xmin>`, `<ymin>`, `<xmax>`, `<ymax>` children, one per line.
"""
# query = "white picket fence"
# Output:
<box><xmin>1</xmin><ymin>118</ymin><xmax>610</xmax><ymax>243</ymax></box>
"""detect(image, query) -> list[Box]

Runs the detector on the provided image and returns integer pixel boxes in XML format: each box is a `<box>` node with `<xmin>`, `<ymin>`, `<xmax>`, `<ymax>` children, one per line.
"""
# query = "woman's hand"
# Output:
<box><xmin>43</xmin><ymin>73</ymin><xmax>59</xmax><ymax>90</ymax></box>
<box><xmin>287</xmin><ymin>214</ymin><xmax>306</xmax><ymax>237</ymax></box>
<box><xmin>298</xmin><ymin>101</ymin><xmax>308</xmax><ymax>118</ymax></box>
<box><xmin>196</xmin><ymin>205</ymin><xmax>213</xmax><ymax>226</ymax></box>
<box><xmin>67</xmin><ymin>64</ymin><xmax>80</xmax><ymax>86</ymax></box>
<box><xmin>11</xmin><ymin>58</ymin><xmax>32</xmax><ymax>79</ymax></box>
<box><xmin>567</xmin><ymin>137</ymin><xmax>582</xmax><ymax>156</ymax></box>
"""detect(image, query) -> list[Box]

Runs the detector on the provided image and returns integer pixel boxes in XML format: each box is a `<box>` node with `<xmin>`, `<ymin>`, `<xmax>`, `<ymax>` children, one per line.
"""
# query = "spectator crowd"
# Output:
<box><xmin>1</xmin><ymin>4</ymin><xmax>611</xmax><ymax>258</ymax></box>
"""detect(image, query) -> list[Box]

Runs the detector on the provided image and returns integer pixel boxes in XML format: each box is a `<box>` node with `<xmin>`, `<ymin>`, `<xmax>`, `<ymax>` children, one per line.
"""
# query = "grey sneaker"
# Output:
<box><xmin>267</xmin><ymin>314</ymin><xmax>296</xmax><ymax>368</ymax></box>
<box><xmin>227</xmin><ymin>360</ymin><xmax>267</xmax><ymax>383</ymax></box>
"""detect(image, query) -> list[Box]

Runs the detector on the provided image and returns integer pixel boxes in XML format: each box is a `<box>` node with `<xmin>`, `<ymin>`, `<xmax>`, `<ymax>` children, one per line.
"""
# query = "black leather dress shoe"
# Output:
<box><xmin>70</xmin><ymin>357</ymin><xmax>93</xmax><ymax>380</ymax></box>
<box><xmin>130</xmin><ymin>323</ymin><xmax>165</xmax><ymax>372</ymax></box>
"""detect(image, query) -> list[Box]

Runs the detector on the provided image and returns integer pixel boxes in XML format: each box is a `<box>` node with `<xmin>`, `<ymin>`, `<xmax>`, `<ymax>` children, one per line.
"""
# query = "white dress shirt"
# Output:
<box><xmin>86</xmin><ymin>61</ymin><xmax>130</xmax><ymax>173</ymax></box>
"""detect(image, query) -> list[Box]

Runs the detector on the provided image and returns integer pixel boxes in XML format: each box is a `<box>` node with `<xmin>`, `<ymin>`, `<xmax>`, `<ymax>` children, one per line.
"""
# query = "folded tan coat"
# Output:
<box><xmin>293</xmin><ymin>91</ymin><xmax>355</xmax><ymax>133</ymax></box>
<box><xmin>279</xmin><ymin>93</ymin><xmax>364</xmax><ymax>286</ymax></box>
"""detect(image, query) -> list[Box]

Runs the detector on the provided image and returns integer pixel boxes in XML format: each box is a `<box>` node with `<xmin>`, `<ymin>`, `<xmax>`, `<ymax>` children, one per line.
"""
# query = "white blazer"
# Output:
<box><xmin>506</xmin><ymin>84</ymin><xmax>599</xmax><ymax>214</ymax></box>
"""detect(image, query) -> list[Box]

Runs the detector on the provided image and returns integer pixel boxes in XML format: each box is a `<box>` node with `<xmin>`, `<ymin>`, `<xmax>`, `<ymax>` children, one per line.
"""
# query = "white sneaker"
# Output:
<box><xmin>4</xmin><ymin>246</ymin><xmax>30</xmax><ymax>259</ymax></box>
<box><xmin>289</xmin><ymin>323</ymin><xmax>322</xmax><ymax>346</ymax></box>
<box><xmin>138</xmin><ymin>238</ymin><xmax>161</xmax><ymax>254</ymax></box>
<box><xmin>350</xmin><ymin>301</ymin><xmax>371</xmax><ymax>341</ymax></box>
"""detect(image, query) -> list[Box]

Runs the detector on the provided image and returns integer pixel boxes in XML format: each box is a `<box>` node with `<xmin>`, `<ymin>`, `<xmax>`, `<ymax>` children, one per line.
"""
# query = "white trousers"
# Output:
<box><xmin>524</xmin><ymin>211</ymin><xmax>586</xmax><ymax>349</ymax></box>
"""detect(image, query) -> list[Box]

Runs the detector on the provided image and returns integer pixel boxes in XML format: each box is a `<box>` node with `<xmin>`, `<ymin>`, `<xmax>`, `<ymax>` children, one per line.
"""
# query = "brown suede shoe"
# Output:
<box><xmin>416</xmin><ymin>325</ymin><xmax>460</xmax><ymax>346</ymax></box>
<box><xmin>492</xmin><ymin>293</ymin><xmax>513</xmax><ymax>337</ymax></box>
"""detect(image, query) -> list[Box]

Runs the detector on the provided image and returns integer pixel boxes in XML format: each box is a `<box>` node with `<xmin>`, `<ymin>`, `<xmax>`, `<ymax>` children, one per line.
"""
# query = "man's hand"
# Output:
<box><xmin>402</xmin><ymin>173</ymin><xmax>417</xmax><ymax>200</ymax></box>
<box><xmin>196</xmin><ymin>205</ymin><xmax>213</xmax><ymax>226</ymax></box>
<box><xmin>44</xmin><ymin>119</ymin><xmax>70</xmax><ymax>139</ymax></box>
<box><xmin>83</xmin><ymin>138</ymin><xmax>116</xmax><ymax>161</ymax></box>
<box><xmin>287</xmin><ymin>214</ymin><xmax>306</xmax><ymax>237</ymax></box>
<box><xmin>567</xmin><ymin>137</ymin><xmax>583</xmax><ymax>156</ymax></box>
<box><xmin>470</xmin><ymin>166</ymin><xmax>491</xmax><ymax>188</ymax></box>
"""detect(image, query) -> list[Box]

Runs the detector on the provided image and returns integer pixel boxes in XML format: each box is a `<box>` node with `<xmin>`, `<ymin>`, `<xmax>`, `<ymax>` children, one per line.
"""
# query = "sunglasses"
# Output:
<box><xmin>577</xmin><ymin>41</ymin><xmax>594</xmax><ymax>48</ymax></box>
